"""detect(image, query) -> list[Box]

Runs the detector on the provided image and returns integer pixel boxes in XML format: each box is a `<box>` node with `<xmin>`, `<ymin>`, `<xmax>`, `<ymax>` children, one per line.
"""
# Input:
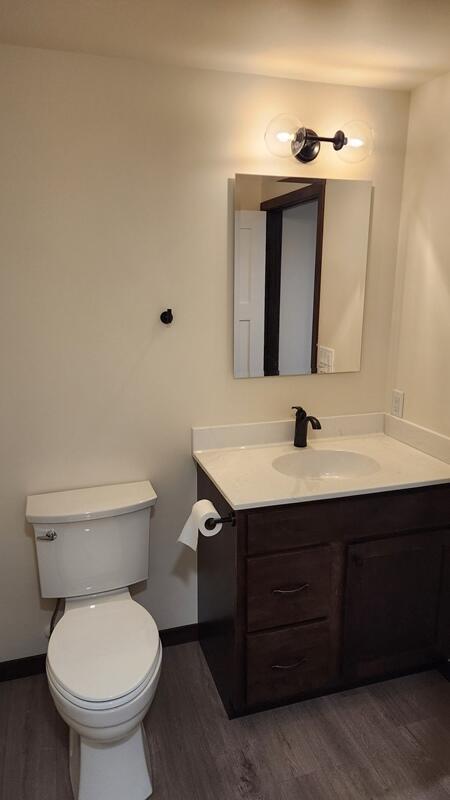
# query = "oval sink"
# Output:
<box><xmin>272</xmin><ymin>449</ymin><xmax>380</xmax><ymax>479</ymax></box>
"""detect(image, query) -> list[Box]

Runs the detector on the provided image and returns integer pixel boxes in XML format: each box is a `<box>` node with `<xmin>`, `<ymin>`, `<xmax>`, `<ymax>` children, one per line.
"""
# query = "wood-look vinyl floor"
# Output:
<box><xmin>1</xmin><ymin>642</ymin><xmax>450</xmax><ymax>799</ymax></box>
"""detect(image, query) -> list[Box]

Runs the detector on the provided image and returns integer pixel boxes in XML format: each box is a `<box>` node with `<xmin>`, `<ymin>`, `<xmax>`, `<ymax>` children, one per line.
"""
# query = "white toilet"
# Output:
<box><xmin>26</xmin><ymin>480</ymin><xmax>161</xmax><ymax>800</ymax></box>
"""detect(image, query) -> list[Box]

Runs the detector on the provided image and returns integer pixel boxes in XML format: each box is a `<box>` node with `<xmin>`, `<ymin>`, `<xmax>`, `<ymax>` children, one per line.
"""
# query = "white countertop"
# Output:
<box><xmin>194</xmin><ymin>434</ymin><xmax>450</xmax><ymax>510</ymax></box>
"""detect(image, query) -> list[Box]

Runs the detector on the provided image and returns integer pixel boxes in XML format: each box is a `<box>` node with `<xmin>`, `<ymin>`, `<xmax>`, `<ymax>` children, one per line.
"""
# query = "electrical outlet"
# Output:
<box><xmin>391</xmin><ymin>389</ymin><xmax>405</xmax><ymax>418</ymax></box>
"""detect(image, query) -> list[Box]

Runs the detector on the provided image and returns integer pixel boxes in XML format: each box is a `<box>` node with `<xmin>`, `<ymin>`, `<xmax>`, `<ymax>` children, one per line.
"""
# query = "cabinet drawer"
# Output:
<box><xmin>247</xmin><ymin>546</ymin><xmax>331</xmax><ymax>632</ymax></box>
<box><xmin>247</xmin><ymin>621</ymin><xmax>331</xmax><ymax>706</ymax></box>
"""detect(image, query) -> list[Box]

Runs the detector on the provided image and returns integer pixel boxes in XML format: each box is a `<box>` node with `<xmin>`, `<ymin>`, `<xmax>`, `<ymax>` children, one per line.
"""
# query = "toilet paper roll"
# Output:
<box><xmin>178</xmin><ymin>499</ymin><xmax>222</xmax><ymax>552</ymax></box>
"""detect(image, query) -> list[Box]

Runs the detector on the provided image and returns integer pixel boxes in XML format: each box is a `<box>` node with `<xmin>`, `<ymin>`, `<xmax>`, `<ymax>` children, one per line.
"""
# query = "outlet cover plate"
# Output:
<box><xmin>391</xmin><ymin>389</ymin><xmax>405</xmax><ymax>418</ymax></box>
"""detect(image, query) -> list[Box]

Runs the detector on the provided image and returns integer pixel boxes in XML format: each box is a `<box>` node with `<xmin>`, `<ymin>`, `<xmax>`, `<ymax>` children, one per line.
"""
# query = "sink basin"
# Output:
<box><xmin>272</xmin><ymin>449</ymin><xmax>380</xmax><ymax>479</ymax></box>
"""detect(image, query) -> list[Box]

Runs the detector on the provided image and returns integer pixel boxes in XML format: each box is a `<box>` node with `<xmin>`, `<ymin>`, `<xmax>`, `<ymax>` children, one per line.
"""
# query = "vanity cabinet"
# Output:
<box><xmin>197</xmin><ymin>467</ymin><xmax>450</xmax><ymax>717</ymax></box>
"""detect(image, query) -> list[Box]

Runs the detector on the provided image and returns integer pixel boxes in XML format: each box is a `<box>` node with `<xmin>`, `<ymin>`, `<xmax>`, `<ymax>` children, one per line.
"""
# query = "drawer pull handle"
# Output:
<box><xmin>272</xmin><ymin>583</ymin><xmax>310</xmax><ymax>595</ymax></box>
<box><xmin>271</xmin><ymin>658</ymin><xmax>306</xmax><ymax>671</ymax></box>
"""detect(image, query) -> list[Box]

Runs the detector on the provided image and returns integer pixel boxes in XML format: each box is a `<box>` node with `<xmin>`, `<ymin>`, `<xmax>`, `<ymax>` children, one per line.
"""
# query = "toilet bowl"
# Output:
<box><xmin>26</xmin><ymin>480</ymin><xmax>160</xmax><ymax>800</ymax></box>
<box><xmin>47</xmin><ymin>589</ymin><xmax>162</xmax><ymax>800</ymax></box>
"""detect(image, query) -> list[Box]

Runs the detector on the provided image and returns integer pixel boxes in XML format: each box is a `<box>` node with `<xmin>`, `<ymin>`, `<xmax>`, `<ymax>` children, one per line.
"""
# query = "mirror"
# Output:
<box><xmin>234</xmin><ymin>174</ymin><xmax>372</xmax><ymax>377</ymax></box>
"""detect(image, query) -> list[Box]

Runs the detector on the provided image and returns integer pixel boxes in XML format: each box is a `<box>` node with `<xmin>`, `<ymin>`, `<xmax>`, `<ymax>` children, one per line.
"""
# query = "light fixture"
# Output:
<box><xmin>265</xmin><ymin>114</ymin><xmax>374</xmax><ymax>163</ymax></box>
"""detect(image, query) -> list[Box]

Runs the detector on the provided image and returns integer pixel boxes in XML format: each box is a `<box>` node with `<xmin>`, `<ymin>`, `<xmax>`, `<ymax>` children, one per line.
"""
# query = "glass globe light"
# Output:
<box><xmin>338</xmin><ymin>120</ymin><xmax>374</xmax><ymax>163</ymax></box>
<box><xmin>264</xmin><ymin>114</ymin><xmax>305</xmax><ymax>158</ymax></box>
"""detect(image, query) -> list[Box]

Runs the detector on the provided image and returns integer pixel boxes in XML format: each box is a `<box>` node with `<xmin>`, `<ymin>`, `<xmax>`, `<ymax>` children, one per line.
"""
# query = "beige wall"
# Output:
<box><xmin>388</xmin><ymin>71</ymin><xmax>450</xmax><ymax>435</ymax></box>
<box><xmin>0</xmin><ymin>43</ymin><xmax>409</xmax><ymax>660</ymax></box>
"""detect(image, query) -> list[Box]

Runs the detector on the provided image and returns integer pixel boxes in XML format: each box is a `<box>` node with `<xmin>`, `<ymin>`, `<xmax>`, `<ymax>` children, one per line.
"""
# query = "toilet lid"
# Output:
<box><xmin>47</xmin><ymin>597</ymin><xmax>160</xmax><ymax>703</ymax></box>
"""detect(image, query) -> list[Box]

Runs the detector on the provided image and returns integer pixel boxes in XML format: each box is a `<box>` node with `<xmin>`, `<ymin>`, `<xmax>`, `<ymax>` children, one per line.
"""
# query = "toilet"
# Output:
<box><xmin>26</xmin><ymin>480</ymin><xmax>161</xmax><ymax>800</ymax></box>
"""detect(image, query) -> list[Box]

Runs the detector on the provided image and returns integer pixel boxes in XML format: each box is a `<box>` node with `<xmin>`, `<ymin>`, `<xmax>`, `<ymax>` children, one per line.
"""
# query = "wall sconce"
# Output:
<box><xmin>265</xmin><ymin>114</ymin><xmax>374</xmax><ymax>164</ymax></box>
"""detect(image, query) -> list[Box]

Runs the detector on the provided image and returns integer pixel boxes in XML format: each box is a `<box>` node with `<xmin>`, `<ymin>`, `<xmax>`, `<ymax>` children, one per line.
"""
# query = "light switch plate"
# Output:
<box><xmin>391</xmin><ymin>389</ymin><xmax>405</xmax><ymax>418</ymax></box>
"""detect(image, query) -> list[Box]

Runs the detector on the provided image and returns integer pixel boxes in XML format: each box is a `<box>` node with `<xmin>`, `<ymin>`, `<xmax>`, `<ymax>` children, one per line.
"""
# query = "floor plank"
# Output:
<box><xmin>1</xmin><ymin>643</ymin><xmax>450</xmax><ymax>799</ymax></box>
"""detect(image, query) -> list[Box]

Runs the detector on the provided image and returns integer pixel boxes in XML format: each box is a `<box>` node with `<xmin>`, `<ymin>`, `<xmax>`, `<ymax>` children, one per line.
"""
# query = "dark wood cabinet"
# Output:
<box><xmin>343</xmin><ymin>532</ymin><xmax>444</xmax><ymax>680</ymax></box>
<box><xmin>197</xmin><ymin>469</ymin><xmax>450</xmax><ymax>717</ymax></box>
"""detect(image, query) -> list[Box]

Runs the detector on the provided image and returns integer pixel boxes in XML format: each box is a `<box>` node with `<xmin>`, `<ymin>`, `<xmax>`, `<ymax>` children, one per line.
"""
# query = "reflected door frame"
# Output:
<box><xmin>261</xmin><ymin>180</ymin><xmax>326</xmax><ymax>376</ymax></box>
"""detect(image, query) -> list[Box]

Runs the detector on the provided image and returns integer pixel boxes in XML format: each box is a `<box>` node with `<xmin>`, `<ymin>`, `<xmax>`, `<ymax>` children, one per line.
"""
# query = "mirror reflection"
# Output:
<box><xmin>234</xmin><ymin>174</ymin><xmax>372</xmax><ymax>377</ymax></box>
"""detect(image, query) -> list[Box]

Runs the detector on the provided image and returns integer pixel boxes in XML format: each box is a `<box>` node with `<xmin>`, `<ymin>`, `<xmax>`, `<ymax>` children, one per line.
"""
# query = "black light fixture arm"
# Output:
<box><xmin>308</xmin><ymin>130</ymin><xmax>347</xmax><ymax>149</ymax></box>
<box><xmin>294</xmin><ymin>127</ymin><xmax>347</xmax><ymax>163</ymax></box>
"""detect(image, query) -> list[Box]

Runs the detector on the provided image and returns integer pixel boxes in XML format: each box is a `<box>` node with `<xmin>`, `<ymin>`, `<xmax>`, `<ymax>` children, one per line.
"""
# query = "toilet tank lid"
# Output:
<box><xmin>26</xmin><ymin>480</ymin><xmax>157</xmax><ymax>523</ymax></box>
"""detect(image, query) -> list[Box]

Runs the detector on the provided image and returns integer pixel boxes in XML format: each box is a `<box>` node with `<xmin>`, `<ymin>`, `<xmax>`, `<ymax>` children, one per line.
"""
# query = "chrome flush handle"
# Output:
<box><xmin>36</xmin><ymin>529</ymin><xmax>57</xmax><ymax>541</ymax></box>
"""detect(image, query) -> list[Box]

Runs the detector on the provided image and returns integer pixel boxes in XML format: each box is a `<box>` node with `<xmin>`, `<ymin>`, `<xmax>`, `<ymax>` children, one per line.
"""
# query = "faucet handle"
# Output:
<box><xmin>292</xmin><ymin>406</ymin><xmax>307</xmax><ymax>418</ymax></box>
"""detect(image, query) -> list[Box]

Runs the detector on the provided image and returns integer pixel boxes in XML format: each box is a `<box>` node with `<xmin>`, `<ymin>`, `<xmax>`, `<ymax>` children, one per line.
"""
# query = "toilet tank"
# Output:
<box><xmin>26</xmin><ymin>481</ymin><xmax>157</xmax><ymax>598</ymax></box>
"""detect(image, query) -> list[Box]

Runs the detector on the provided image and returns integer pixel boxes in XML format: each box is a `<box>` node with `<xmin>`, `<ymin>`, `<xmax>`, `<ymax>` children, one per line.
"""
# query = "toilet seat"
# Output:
<box><xmin>47</xmin><ymin>590</ymin><xmax>160</xmax><ymax>706</ymax></box>
<box><xmin>47</xmin><ymin>644</ymin><xmax>161</xmax><ymax>712</ymax></box>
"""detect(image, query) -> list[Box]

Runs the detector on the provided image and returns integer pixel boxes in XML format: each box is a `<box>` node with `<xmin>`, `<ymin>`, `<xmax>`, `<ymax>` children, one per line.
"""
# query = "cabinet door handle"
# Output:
<box><xmin>272</xmin><ymin>583</ymin><xmax>310</xmax><ymax>595</ymax></box>
<box><xmin>271</xmin><ymin>658</ymin><xmax>306</xmax><ymax>671</ymax></box>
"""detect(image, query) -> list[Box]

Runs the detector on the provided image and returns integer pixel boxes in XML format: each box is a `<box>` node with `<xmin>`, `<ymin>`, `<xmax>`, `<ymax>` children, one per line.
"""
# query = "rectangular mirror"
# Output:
<box><xmin>234</xmin><ymin>174</ymin><xmax>372</xmax><ymax>377</ymax></box>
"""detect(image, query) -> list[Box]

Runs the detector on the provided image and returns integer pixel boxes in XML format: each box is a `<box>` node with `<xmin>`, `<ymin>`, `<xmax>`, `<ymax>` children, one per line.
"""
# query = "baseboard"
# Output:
<box><xmin>0</xmin><ymin>623</ymin><xmax>199</xmax><ymax>682</ymax></box>
<box><xmin>159</xmin><ymin>623</ymin><xmax>199</xmax><ymax>647</ymax></box>
<box><xmin>0</xmin><ymin>653</ymin><xmax>47</xmax><ymax>682</ymax></box>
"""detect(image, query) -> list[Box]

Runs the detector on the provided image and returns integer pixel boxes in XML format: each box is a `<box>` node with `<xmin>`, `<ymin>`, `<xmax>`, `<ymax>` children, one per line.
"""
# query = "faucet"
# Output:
<box><xmin>292</xmin><ymin>406</ymin><xmax>322</xmax><ymax>448</ymax></box>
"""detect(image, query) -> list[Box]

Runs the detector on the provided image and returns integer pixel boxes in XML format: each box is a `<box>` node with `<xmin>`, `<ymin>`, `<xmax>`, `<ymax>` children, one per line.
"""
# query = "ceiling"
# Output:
<box><xmin>1</xmin><ymin>0</ymin><xmax>450</xmax><ymax>90</ymax></box>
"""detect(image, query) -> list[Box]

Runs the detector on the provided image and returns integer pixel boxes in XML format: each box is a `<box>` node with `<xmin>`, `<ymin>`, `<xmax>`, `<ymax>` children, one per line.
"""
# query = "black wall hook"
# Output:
<box><xmin>160</xmin><ymin>308</ymin><xmax>173</xmax><ymax>325</ymax></box>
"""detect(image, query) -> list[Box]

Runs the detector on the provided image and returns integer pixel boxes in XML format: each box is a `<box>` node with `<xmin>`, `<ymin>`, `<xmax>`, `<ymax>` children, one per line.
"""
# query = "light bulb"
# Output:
<box><xmin>347</xmin><ymin>137</ymin><xmax>364</xmax><ymax>148</ymax></box>
<box><xmin>265</xmin><ymin>114</ymin><xmax>305</xmax><ymax>158</ymax></box>
<box><xmin>276</xmin><ymin>131</ymin><xmax>293</xmax><ymax>144</ymax></box>
<box><xmin>338</xmin><ymin>121</ymin><xmax>374</xmax><ymax>163</ymax></box>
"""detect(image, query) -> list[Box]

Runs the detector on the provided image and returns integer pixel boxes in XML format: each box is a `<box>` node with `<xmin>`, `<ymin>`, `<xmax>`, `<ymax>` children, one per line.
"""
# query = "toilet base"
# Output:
<box><xmin>69</xmin><ymin>723</ymin><xmax>153</xmax><ymax>800</ymax></box>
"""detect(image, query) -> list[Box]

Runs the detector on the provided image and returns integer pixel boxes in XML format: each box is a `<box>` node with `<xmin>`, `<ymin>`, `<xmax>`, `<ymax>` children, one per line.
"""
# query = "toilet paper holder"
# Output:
<box><xmin>204</xmin><ymin>513</ymin><xmax>236</xmax><ymax>531</ymax></box>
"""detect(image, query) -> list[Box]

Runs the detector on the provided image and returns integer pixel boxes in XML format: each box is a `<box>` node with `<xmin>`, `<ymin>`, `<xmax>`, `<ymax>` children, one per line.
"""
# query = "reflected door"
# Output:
<box><xmin>262</xmin><ymin>183</ymin><xmax>325</xmax><ymax>376</ymax></box>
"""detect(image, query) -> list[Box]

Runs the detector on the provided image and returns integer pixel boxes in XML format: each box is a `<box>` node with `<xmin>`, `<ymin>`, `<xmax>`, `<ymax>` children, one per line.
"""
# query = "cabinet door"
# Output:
<box><xmin>343</xmin><ymin>533</ymin><xmax>443</xmax><ymax>680</ymax></box>
<box><xmin>437</xmin><ymin>544</ymin><xmax>450</xmax><ymax>659</ymax></box>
